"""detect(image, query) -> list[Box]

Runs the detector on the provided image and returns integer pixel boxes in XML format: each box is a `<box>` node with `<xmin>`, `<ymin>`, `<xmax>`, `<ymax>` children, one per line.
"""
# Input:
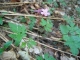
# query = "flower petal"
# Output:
<box><xmin>47</xmin><ymin>12</ymin><xmax>50</xmax><ymax>15</ymax></box>
<box><xmin>44</xmin><ymin>13</ymin><xmax>48</xmax><ymax>16</ymax></box>
<box><xmin>40</xmin><ymin>8</ymin><xmax>50</xmax><ymax>16</ymax></box>
<box><xmin>41</xmin><ymin>12</ymin><xmax>44</xmax><ymax>15</ymax></box>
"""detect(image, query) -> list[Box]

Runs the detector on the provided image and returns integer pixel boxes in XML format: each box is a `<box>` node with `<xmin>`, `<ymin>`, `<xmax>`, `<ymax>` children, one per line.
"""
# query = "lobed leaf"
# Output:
<box><xmin>27</xmin><ymin>38</ymin><xmax>37</xmax><ymax>48</ymax></box>
<box><xmin>60</xmin><ymin>24</ymin><xmax>69</xmax><ymax>34</ymax></box>
<box><xmin>8</xmin><ymin>22</ymin><xmax>27</xmax><ymax>46</ymax></box>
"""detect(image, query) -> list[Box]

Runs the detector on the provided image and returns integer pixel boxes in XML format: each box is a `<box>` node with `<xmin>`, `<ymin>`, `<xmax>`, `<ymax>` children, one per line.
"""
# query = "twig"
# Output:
<box><xmin>0</xmin><ymin>32</ymin><xmax>15</xmax><ymax>48</ymax></box>
<box><xmin>0</xmin><ymin>10</ymin><xmax>15</xmax><ymax>13</ymax></box>
<box><xmin>30</xmin><ymin>56</ymin><xmax>36</xmax><ymax>60</ymax></box>
<box><xmin>0</xmin><ymin>2</ymin><xmax>37</xmax><ymax>5</ymax></box>
<box><xmin>0</xmin><ymin>5</ymin><xmax>21</xmax><ymax>8</ymax></box>
<box><xmin>0</xmin><ymin>13</ymin><xmax>64</xmax><ymax>21</ymax></box>
<box><xmin>27</xmin><ymin>31</ymin><xmax>62</xmax><ymax>43</ymax></box>
<box><xmin>0</xmin><ymin>33</ymin><xmax>8</xmax><ymax>42</ymax></box>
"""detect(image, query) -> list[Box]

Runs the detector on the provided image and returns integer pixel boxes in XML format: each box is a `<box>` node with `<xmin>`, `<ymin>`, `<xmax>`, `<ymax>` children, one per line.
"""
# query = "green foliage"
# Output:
<box><xmin>0</xmin><ymin>41</ymin><xmax>12</xmax><ymax>54</ymax></box>
<box><xmin>3</xmin><ymin>41</ymin><xmax>12</xmax><ymax>50</ymax></box>
<box><xmin>64</xmin><ymin>36</ymin><xmax>80</xmax><ymax>55</ymax></box>
<box><xmin>63</xmin><ymin>15</ymin><xmax>74</xmax><ymax>24</ymax></box>
<box><xmin>46</xmin><ymin>0</ymin><xmax>58</xmax><ymax>7</ymax></box>
<box><xmin>45</xmin><ymin>0</ymin><xmax>58</xmax><ymax>7</ymax></box>
<box><xmin>76</xmin><ymin>7</ymin><xmax>80</xmax><ymax>17</ymax></box>
<box><xmin>0</xmin><ymin>48</ymin><xmax>4</xmax><ymax>55</ymax></box>
<box><xmin>40</xmin><ymin>18</ymin><xmax>53</xmax><ymax>32</ymax></box>
<box><xmin>20</xmin><ymin>38</ymin><xmax>37</xmax><ymax>48</ymax></box>
<box><xmin>60</xmin><ymin>25</ymin><xmax>69</xmax><ymax>35</ymax></box>
<box><xmin>49</xmin><ymin>8</ymin><xmax>55</xmax><ymax>14</ymax></box>
<box><xmin>27</xmin><ymin>38</ymin><xmax>37</xmax><ymax>48</ymax></box>
<box><xmin>20</xmin><ymin>42</ymin><xmax>26</xmax><ymax>48</ymax></box>
<box><xmin>8</xmin><ymin>22</ymin><xmax>27</xmax><ymax>46</ymax></box>
<box><xmin>46</xmin><ymin>0</ymin><xmax>53</xmax><ymax>4</ymax></box>
<box><xmin>46</xmin><ymin>0</ymin><xmax>66</xmax><ymax>7</ymax></box>
<box><xmin>76</xmin><ymin>7</ymin><xmax>80</xmax><ymax>13</ymax></box>
<box><xmin>28</xmin><ymin>17</ymin><xmax>36</xmax><ymax>30</ymax></box>
<box><xmin>20</xmin><ymin>16</ymin><xmax>26</xmax><ymax>23</ymax></box>
<box><xmin>36</xmin><ymin>53</ymin><xmax>56</xmax><ymax>60</ymax></box>
<box><xmin>0</xmin><ymin>17</ymin><xmax>3</xmax><ymax>25</ymax></box>
<box><xmin>53</xmin><ymin>2</ymin><xmax>58</xmax><ymax>7</ymax></box>
<box><xmin>60</xmin><ymin>15</ymin><xmax>80</xmax><ymax>55</ymax></box>
<box><xmin>36</xmin><ymin>55</ymin><xmax>43</xmax><ymax>60</ymax></box>
<box><xmin>59</xmin><ymin>0</ymin><xmax>67</xmax><ymax>7</ymax></box>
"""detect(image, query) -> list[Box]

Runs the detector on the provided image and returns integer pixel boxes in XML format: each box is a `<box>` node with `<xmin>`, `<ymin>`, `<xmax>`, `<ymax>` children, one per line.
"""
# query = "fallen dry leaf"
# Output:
<box><xmin>0</xmin><ymin>51</ymin><xmax>17</xmax><ymax>60</ymax></box>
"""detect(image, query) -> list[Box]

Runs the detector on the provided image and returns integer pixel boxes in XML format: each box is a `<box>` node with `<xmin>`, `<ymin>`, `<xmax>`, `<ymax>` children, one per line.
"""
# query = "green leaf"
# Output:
<box><xmin>70</xmin><ymin>46</ymin><xmax>79</xmax><ymax>55</ymax></box>
<box><xmin>64</xmin><ymin>36</ymin><xmax>80</xmax><ymax>55</ymax></box>
<box><xmin>63</xmin><ymin>35</ymin><xmax>80</xmax><ymax>55</ymax></box>
<box><xmin>49</xmin><ymin>8</ymin><xmax>55</xmax><ymax>14</ymax></box>
<box><xmin>60</xmin><ymin>24</ymin><xmax>69</xmax><ymax>34</ymax></box>
<box><xmin>0</xmin><ymin>48</ymin><xmax>4</xmax><ymax>55</ymax></box>
<box><xmin>44</xmin><ymin>53</ymin><xmax>56</xmax><ymax>60</ymax></box>
<box><xmin>76</xmin><ymin>7</ymin><xmax>80</xmax><ymax>14</ymax></box>
<box><xmin>9</xmin><ymin>33</ymin><xmax>26</xmax><ymax>46</ymax></box>
<box><xmin>53</xmin><ymin>2</ymin><xmax>58</xmax><ymax>7</ymax></box>
<box><xmin>40</xmin><ymin>19</ymin><xmax>53</xmax><ymax>32</ymax></box>
<box><xmin>68</xmin><ymin>25</ymin><xmax>78</xmax><ymax>33</ymax></box>
<box><xmin>59</xmin><ymin>0</ymin><xmax>64</xmax><ymax>2</ymax></box>
<box><xmin>60</xmin><ymin>15</ymin><xmax>80</xmax><ymax>55</ymax></box>
<box><xmin>76</xmin><ymin>29</ymin><xmax>80</xmax><ymax>35</ymax></box>
<box><xmin>20</xmin><ymin>16</ymin><xmax>26</xmax><ymax>23</ymax></box>
<box><xmin>44</xmin><ymin>53</ymin><xmax>49</xmax><ymax>60</ymax></box>
<box><xmin>20</xmin><ymin>42</ymin><xmax>26</xmax><ymax>48</ymax></box>
<box><xmin>0</xmin><ymin>17</ymin><xmax>3</xmax><ymax>25</ymax></box>
<box><xmin>69</xmin><ymin>22</ymin><xmax>75</xmax><ymax>27</ymax></box>
<box><xmin>63</xmin><ymin>15</ymin><xmax>74</xmax><ymax>24</ymax></box>
<box><xmin>44</xmin><ymin>25</ymin><xmax>52</xmax><ymax>32</ymax></box>
<box><xmin>46</xmin><ymin>0</ymin><xmax>53</xmax><ymax>3</ymax></box>
<box><xmin>36</xmin><ymin>55</ymin><xmax>43</xmax><ymax>60</ymax></box>
<box><xmin>3</xmin><ymin>41</ymin><xmax>12</xmax><ymax>50</ymax></box>
<box><xmin>71</xmin><ymin>35</ymin><xmax>80</xmax><ymax>42</ymax></box>
<box><xmin>36</xmin><ymin>53</ymin><xmax>56</xmax><ymax>60</ymax></box>
<box><xmin>40</xmin><ymin>18</ymin><xmax>46</xmax><ymax>26</ymax></box>
<box><xmin>63</xmin><ymin>35</ymin><xmax>70</xmax><ymax>41</ymax></box>
<box><xmin>48</xmin><ymin>55</ymin><xmax>56</xmax><ymax>60</ymax></box>
<box><xmin>8</xmin><ymin>22</ymin><xmax>27</xmax><ymax>46</ymax></box>
<box><xmin>60</xmin><ymin>0</ymin><xmax>67</xmax><ymax>7</ymax></box>
<box><xmin>47</xmin><ymin>20</ymin><xmax>53</xmax><ymax>28</ymax></box>
<box><xmin>9</xmin><ymin>22</ymin><xmax>26</xmax><ymax>33</ymax></box>
<box><xmin>27</xmin><ymin>38</ymin><xmax>37</xmax><ymax>48</ymax></box>
<box><xmin>28</xmin><ymin>17</ymin><xmax>36</xmax><ymax>30</ymax></box>
<box><xmin>0</xmin><ymin>41</ymin><xmax>12</xmax><ymax>55</ymax></box>
<box><xmin>61</xmin><ymin>2</ymin><xmax>67</xmax><ymax>7</ymax></box>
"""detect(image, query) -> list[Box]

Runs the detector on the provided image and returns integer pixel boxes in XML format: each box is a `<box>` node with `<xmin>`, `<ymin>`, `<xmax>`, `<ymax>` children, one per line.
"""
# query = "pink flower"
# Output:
<box><xmin>41</xmin><ymin>8</ymin><xmax>50</xmax><ymax>16</ymax></box>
